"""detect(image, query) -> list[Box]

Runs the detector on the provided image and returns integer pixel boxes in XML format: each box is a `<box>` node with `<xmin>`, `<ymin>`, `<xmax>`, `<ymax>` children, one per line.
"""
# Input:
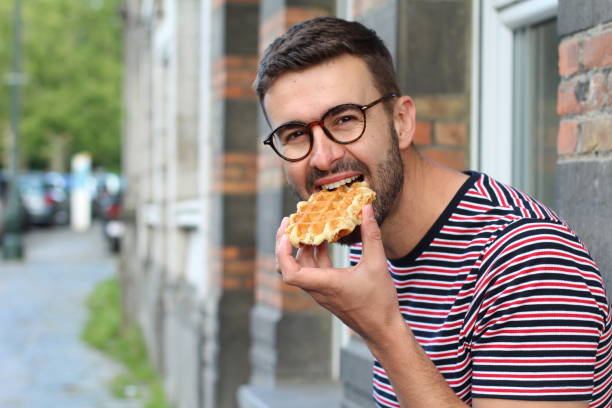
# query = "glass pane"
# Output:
<box><xmin>512</xmin><ymin>18</ymin><xmax>559</xmax><ymax>208</ymax></box>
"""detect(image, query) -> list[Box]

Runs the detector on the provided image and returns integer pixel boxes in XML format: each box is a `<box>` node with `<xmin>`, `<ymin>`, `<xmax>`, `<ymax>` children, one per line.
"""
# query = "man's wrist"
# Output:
<box><xmin>366</xmin><ymin>312</ymin><xmax>412</xmax><ymax>362</ymax></box>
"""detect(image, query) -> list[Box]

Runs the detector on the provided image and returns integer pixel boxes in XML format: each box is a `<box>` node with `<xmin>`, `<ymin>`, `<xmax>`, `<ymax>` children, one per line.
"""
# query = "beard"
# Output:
<box><xmin>289</xmin><ymin>125</ymin><xmax>405</xmax><ymax>246</ymax></box>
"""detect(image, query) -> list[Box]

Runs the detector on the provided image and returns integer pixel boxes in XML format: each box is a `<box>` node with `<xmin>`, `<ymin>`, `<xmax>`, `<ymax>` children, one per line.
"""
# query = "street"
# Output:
<box><xmin>0</xmin><ymin>224</ymin><xmax>140</xmax><ymax>408</ymax></box>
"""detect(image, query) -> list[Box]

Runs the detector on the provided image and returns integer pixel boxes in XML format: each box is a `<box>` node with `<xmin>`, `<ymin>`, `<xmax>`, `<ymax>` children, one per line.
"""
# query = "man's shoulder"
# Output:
<box><xmin>461</xmin><ymin>172</ymin><xmax>561</xmax><ymax>224</ymax></box>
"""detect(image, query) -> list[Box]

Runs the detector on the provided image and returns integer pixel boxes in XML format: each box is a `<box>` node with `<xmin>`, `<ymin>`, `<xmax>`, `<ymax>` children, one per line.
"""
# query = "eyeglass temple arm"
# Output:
<box><xmin>360</xmin><ymin>93</ymin><xmax>398</xmax><ymax>110</ymax></box>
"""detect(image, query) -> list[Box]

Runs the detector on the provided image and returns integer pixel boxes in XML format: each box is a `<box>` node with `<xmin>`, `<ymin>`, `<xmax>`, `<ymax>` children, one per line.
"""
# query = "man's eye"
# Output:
<box><xmin>281</xmin><ymin>130</ymin><xmax>306</xmax><ymax>144</ymax></box>
<box><xmin>338</xmin><ymin>115</ymin><xmax>357</xmax><ymax>123</ymax></box>
<box><xmin>332</xmin><ymin>114</ymin><xmax>359</xmax><ymax>127</ymax></box>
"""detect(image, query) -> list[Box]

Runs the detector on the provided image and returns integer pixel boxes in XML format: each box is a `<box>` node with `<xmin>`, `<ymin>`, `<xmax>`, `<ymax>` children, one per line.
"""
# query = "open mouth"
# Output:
<box><xmin>320</xmin><ymin>175</ymin><xmax>365</xmax><ymax>191</ymax></box>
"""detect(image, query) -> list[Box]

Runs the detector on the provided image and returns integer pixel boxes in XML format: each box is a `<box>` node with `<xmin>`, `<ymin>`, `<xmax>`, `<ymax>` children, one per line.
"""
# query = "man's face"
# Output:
<box><xmin>263</xmin><ymin>55</ymin><xmax>404</xmax><ymax>241</ymax></box>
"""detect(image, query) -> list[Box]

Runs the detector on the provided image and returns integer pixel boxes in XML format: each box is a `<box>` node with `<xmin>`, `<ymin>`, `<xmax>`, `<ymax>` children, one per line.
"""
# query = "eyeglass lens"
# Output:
<box><xmin>272</xmin><ymin>104</ymin><xmax>365</xmax><ymax>160</ymax></box>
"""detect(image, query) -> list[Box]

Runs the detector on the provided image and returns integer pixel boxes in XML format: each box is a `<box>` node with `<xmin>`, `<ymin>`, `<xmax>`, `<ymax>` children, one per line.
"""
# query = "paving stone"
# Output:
<box><xmin>0</xmin><ymin>225</ymin><xmax>141</xmax><ymax>408</ymax></box>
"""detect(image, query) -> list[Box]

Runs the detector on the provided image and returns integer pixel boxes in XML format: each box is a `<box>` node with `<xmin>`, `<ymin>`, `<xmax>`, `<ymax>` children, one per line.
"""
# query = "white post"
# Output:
<box><xmin>70</xmin><ymin>152</ymin><xmax>92</xmax><ymax>232</ymax></box>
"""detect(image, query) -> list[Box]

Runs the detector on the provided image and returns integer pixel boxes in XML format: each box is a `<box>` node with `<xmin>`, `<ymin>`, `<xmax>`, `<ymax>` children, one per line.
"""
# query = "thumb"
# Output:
<box><xmin>360</xmin><ymin>204</ymin><xmax>385</xmax><ymax>261</ymax></box>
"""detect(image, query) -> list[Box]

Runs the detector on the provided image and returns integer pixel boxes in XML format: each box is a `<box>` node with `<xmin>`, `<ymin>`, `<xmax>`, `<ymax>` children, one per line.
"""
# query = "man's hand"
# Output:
<box><xmin>276</xmin><ymin>204</ymin><xmax>404</xmax><ymax>343</ymax></box>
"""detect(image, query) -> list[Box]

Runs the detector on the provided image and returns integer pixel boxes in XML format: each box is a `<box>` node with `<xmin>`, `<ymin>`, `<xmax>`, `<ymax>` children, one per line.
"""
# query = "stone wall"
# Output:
<box><xmin>556</xmin><ymin>0</ymin><xmax>612</xmax><ymax>295</ymax></box>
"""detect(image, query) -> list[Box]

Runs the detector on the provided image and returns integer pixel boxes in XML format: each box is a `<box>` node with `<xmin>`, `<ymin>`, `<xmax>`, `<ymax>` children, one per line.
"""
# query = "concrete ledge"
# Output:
<box><xmin>238</xmin><ymin>383</ymin><xmax>342</xmax><ymax>408</ymax></box>
<box><xmin>340</xmin><ymin>338</ymin><xmax>374</xmax><ymax>408</ymax></box>
<box><xmin>556</xmin><ymin>158</ymin><xmax>612</xmax><ymax>299</ymax></box>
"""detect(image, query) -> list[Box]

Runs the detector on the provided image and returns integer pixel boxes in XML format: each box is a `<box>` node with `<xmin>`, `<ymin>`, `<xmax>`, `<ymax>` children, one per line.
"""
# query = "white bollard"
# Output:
<box><xmin>70</xmin><ymin>153</ymin><xmax>92</xmax><ymax>232</ymax></box>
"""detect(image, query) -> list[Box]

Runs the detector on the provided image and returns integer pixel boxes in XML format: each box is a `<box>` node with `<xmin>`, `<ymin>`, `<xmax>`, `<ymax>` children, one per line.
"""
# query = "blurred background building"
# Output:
<box><xmin>120</xmin><ymin>1</ymin><xmax>612</xmax><ymax>408</ymax></box>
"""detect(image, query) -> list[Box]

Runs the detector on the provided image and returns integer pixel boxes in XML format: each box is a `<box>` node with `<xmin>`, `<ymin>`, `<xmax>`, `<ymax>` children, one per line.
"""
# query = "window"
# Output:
<box><xmin>512</xmin><ymin>18</ymin><xmax>559</xmax><ymax>207</ymax></box>
<box><xmin>475</xmin><ymin>0</ymin><xmax>559</xmax><ymax>206</ymax></box>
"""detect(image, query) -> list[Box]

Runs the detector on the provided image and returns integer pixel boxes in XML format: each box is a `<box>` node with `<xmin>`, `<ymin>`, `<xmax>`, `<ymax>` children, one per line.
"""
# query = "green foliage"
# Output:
<box><xmin>0</xmin><ymin>0</ymin><xmax>123</xmax><ymax>171</ymax></box>
<box><xmin>82</xmin><ymin>278</ymin><xmax>172</xmax><ymax>408</ymax></box>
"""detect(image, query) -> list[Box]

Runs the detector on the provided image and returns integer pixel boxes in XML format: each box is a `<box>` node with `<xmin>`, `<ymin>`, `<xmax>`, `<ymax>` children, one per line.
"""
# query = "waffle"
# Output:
<box><xmin>285</xmin><ymin>181</ymin><xmax>376</xmax><ymax>247</ymax></box>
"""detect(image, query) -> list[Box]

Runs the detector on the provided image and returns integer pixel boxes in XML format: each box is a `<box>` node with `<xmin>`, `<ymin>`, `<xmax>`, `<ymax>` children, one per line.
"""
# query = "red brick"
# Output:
<box><xmin>420</xmin><ymin>147</ymin><xmax>467</xmax><ymax>171</ymax></box>
<box><xmin>285</xmin><ymin>7</ymin><xmax>329</xmax><ymax>27</ymax></box>
<box><xmin>414</xmin><ymin>121</ymin><xmax>432</xmax><ymax>145</ymax></box>
<box><xmin>223</xmin><ymin>277</ymin><xmax>241</xmax><ymax>290</ymax></box>
<box><xmin>557</xmin><ymin>78</ymin><xmax>581</xmax><ymax>115</ymax></box>
<box><xmin>255</xmin><ymin>253</ymin><xmax>321</xmax><ymax>311</ymax></box>
<box><xmin>224</xmin><ymin>260</ymin><xmax>255</xmax><ymax>277</ymax></box>
<box><xmin>255</xmin><ymin>256</ymin><xmax>281</xmax><ymax>308</ymax></box>
<box><xmin>583</xmin><ymin>31</ymin><xmax>612</xmax><ymax>69</ymax></box>
<box><xmin>434</xmin><ymin>122</ymin><xmax>468</xmax><ymax>147</ymax></box>
<box><xmin>213</xmin><ymin>55</ymin><xmax>258</xmax><ymax>101</ymax></box>
<box><xmin>260</xmin><ymin>7</ymin><xmax>330</xmax><ymax>54</ymax></box>
<box><xmin>559</xmin><ymin>39</ymin><xmax>580</xmax><ymax>76</ymax></box>
<box><xmin>557</xmin><ymin>121</ymin><xmax>579</xmax><ymax>155</ymax></box>
<box><xmin>222</xmin><ymin>246</ymin><xmax>240</xmax><ymax>259</ymax></box>
<box><xmin>281</xmin><ymin>289</ymin><xmax>320</xmax><ymax>311</ymax></box>
<box><xmin>414</xmin><ymin>96</ymin><xmax>467</xmax><ymax>120</ymax></box>
<box><xmin>213</xmin><ymin>153</ymin><xmax>258</xmax><ymax>193</ymax></box>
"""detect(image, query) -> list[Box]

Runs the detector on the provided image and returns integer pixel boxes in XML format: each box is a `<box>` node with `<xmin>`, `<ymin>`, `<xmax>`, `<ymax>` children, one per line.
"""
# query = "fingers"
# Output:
<box><xmin>314</xmin><ymin>242</ymin><xmax>333</xmax><ymax>268</ymax></box>
<box><xmin>274</xmin><ymin>216</ymin><xmax>335</xmax><ymax>292</ymax></box>
<box><xmin>276</xmin><ymin>232</ymin><xmax>301</xmax><ymax>276</ymax></box>
<box><xmin>276</xmin><ymin>233</ymin><xmax>328</xmax><ymax>290</ymax></box>
<box><xmin>275</xmin><ymin>217</ymin><xmax>291</xmax><ymax>274</ymax></box>
<box><xmin>296</xmin><ymin>244</ymin><xmax>316</xmax><ymax>266</ymax></box>
<box><xmin>276</xmin><ymin>217</ymin><xmax>289</xmax><ymax>242</ymax></box>
<box><xmin>360</xmin><ymin>204</ymin><xmax>386</xmax><ymax>263</ymax></box>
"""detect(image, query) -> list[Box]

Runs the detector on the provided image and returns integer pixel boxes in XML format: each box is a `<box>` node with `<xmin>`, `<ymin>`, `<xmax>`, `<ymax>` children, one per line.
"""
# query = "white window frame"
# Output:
<box><xmin>471</xmin><ymin>0</ymin><xmax>558</xmax><ymax>182</ymax></box>
<box><xmin>331</xmin><ymin>0</ymin><xmax>356</xmax><ymax>381</ymax></box>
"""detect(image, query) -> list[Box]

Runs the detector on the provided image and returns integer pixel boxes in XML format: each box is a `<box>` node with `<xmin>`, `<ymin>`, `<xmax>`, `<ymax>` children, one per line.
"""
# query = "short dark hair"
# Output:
<box><xmin>254</xmin><ymin>17</ymin><xmax>400</xmax><ymax>103</ymax></box>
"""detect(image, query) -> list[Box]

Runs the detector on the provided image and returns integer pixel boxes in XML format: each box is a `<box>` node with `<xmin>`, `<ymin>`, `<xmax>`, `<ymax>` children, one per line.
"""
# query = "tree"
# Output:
<box><xmin>0</xmin><ymin>0</ymin><xmax>123</xmax><ymax>172</ymax></box>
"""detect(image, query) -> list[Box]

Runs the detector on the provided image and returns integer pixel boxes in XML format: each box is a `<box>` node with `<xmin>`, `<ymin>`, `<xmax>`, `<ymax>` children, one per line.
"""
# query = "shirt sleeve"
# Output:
<box><xmin>470</xmin><ymin>219</ymin><xmax>611</xmax><ymax>403</ymax></box>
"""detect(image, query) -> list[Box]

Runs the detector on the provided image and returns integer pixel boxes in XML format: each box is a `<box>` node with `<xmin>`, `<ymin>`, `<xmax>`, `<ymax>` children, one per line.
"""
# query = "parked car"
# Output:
<box><xmin>99</xmin><ymin>190</ymin><xmax>124</xmax><ymax>253</ymax></box>
<box><xmin>19</xmin><ymin>172</ymin><xmax>70</xmax><ymax>226</ymax></box>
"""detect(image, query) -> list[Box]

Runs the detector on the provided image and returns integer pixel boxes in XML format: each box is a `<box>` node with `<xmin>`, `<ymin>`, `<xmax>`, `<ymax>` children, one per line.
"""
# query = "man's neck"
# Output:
<box><xmin>380</xmin><ymin>149</ymin><xmax>469</xmax><ymax>260</ymax></box>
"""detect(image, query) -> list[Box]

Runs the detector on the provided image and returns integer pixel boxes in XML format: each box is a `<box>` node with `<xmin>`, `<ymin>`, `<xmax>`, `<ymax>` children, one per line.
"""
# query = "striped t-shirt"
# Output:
<box><xmin>349</xmin><ymin>172</ymin><xmax>611</xmax><ymax>408</ymax></box>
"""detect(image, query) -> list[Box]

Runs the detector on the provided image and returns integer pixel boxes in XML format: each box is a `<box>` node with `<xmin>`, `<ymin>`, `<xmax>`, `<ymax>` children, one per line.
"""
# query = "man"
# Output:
<box><xmin>255</xmin><ymin>17</ymin><xmax>611</xmax><ymax>408</ymax></box>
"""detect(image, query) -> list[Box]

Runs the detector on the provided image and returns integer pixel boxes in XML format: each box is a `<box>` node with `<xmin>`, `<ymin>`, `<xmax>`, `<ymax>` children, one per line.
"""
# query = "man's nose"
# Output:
<box><xmin>308</xmin><ymin>125</ymin><xmax>344</xmax><ymax>171</ymax></box>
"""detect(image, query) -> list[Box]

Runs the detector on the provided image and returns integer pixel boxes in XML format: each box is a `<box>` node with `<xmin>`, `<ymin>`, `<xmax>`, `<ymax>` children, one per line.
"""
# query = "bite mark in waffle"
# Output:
<box><xmin>285</xmin><ymin>181</ymin><xmax>377</xmax><ymax>247</ymax></box>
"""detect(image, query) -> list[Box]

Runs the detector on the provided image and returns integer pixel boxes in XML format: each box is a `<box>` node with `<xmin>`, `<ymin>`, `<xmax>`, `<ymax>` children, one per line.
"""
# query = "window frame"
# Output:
<box><xmin>471</xmin><ymin>0</ymin><xmax>558</xmax><ymax>183</ymax></box>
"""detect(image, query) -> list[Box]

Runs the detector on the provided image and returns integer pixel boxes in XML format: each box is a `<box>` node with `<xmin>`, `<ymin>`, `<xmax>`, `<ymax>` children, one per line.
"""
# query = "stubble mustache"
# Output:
<box><xmin>304</xmin><ymin>160</ymin><xmax>371</xmax><ymax>195</ymax></box>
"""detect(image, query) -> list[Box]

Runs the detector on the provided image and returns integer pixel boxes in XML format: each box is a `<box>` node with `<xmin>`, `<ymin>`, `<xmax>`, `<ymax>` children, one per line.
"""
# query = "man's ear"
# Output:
<box><xmin>393</xmin><ymin>96</ymin><xmax>416</xmax><ymax>149</ymax></box>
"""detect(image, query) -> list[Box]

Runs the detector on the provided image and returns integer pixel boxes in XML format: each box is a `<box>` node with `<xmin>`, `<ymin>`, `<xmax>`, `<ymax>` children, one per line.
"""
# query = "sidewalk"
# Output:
<box><xmin>0</xmin><ymin>224</ymin><xmax>140</xmax><ymax>408</ymax></box>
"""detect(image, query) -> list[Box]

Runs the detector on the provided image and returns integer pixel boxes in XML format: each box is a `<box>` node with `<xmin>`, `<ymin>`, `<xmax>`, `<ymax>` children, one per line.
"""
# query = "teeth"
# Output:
<box><xmin>321</xmin><ymin>175</ymin><xmax>360</xmax><ymax>190</ymax></box>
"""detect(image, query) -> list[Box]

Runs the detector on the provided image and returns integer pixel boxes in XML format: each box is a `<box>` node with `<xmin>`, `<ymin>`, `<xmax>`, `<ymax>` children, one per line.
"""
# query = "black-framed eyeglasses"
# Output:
<box><xmin>263</xmin><ymin>93</ymin><xmax>398</xmax><ymax>162</ymax></box>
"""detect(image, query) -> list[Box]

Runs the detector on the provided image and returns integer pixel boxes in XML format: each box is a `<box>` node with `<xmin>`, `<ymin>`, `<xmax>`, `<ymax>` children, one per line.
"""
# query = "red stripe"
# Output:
<box><xmin>474</xmin><ymin>357</ymin><xmax>594</xmax><ymax>364</ymax></box>
<box><xmin>472</xmin><ymin>386</ymin><xmax>589</xmax><ymax>394</ymax></box>
<box><xmin>490</xmin><ymin>179</ymin><xmax>509</xmax><ymax>208</ymax></box>
<box><xmin>483</xmin><ymin>327</ymin><xmax>599</xmax><ymax>336</ymax></box>
<box><xmin>473</xmin><ymin>343</ymin><xmax>596</xmax><ymax>350</ymax></box>
<box><xmin>457</xmin><ymin>201</ymin><xmax>490</xmax><ymax>211</ymax></box>
<box><xmin>373</xmin><ymin>392</ymin><xmax>401</xmax><ymax>408</ymax></box>
<box><xmin>475</xmin><ymin>372</ymin><xmax>592</xmax><ymax>379</ymax></box>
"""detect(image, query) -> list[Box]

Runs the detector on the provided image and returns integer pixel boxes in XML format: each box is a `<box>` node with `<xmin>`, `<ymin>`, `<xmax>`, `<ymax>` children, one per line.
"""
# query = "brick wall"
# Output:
<box><xmin>556</xmin><ymin>0</ymin><xmax>612</xmax><ymax>294</ymax></box>
<box><xmin>557</xmin><ymin>30</ymin><xmax>612</xmax><ymax>154</ymax></box>
<box><xmin>397</xmin><ymin>0</ymin><xmax>471</xmax><ymax>171</ymax></box>
<box><xmin>245</xmin><ymin>2</ymin><xmax>338</xmax><ymax>400</ymax></box>
<box><xmin>209</xmin><ymin>1</ymin><xmax>260</xmax><ymax>407</ymax></box>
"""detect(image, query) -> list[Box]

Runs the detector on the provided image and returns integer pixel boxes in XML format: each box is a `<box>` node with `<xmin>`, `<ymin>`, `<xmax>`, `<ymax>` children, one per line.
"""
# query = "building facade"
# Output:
<box><xmin>120</xmin><ymin>0</ymin><xmax>611</xmax><ymax>407</ymax></box>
